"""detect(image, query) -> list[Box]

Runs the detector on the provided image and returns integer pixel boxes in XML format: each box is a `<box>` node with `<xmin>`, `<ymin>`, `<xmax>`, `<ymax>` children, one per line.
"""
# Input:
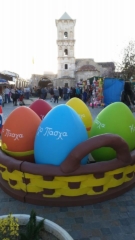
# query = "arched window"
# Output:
<box><xmin>64</xmin><ymin>49</ymin><xmax>68</xmax><ymax>56</ymax></box>
<box><xmin>64</xmin><ymin>32</ymin><xmax>68</xmax><ymax>38</ymax></box>
<box><xmin>65</xmin><ymin>64</ymin><xmax>68</xmax><ymax>69</ymax></box>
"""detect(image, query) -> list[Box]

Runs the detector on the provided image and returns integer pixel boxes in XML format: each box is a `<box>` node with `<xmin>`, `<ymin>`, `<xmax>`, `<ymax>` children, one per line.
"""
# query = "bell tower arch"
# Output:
<box><xmin>55</xmin><ymin>12</ymin><xmax>76</xmax><ymax>80</ymax></box>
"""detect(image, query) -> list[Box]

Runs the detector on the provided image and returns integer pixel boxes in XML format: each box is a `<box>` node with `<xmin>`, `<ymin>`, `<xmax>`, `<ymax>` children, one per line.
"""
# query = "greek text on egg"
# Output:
<box><xmin>79</xmin><ymin>114</ymin><xmax>85</xmax><ymax>118</ymax></box>
<box><xmin>38</xmin><ymin>127</ymin><xmax>68</xmax><ymax>140</ymax></box>
<box><xmin>4</xmin><ymin>128</ymin><xmax>24</xmax><ymax>140</ymax></box>
<box><xmin>95</xmin><ymin>119</ymin><xmax>105</xmax><ymax>129</ymax></box>
<box><xmin>129</xmin><ymin>124</ymin><xmax>135</xmax><ymax>133</ymax></box>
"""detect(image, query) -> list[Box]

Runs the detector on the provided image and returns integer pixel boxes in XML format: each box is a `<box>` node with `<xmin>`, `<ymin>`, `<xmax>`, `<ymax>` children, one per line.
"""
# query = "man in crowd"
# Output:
<box><xmin>4</xmin><ymin>86</ymin><xmax>10</xmax><ymax>103</ymax></box>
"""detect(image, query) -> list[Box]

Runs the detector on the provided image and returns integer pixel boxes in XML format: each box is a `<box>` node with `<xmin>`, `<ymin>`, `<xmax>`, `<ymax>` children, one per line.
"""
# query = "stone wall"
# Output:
<box><xmin>75</xmin><ymin>70</ymin><xmax>100</xmax><ymax>83</ymax></box>
<box><xmin>30</xmin><ymin>73</ymin><xmax>56</xmax><ymax>88</ymax></box>
<box><xmin>53</xmin><ymin>78</ymin><xmax>76</xmax><ymax>88</ymax></box>
<box><xmin>75</xmin><ymin>58</ymin><xmax>103</xmax><ymax>73</ymax></box>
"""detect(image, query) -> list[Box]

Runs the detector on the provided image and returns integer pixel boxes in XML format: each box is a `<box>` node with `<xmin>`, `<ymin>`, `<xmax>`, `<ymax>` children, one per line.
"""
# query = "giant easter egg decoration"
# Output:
<box><xmin>34</xmin><ymin>104</ymin><xmax>88</xmax><ymax>166</ymax></box>
<box><xmin>30</xmin><ymin>99</ymin><xmax>52</xmax><ymax>120</ymax></box>
<box><xmin>1</xmin><ymin>106</ymin><xmax>41</xmax><ymax>162</ymax></box>
<box><xmin>90</xmin><ymin>102</ymin><xmax>135</xmax><ymax>162</ymax></box>
<box><xmin>66</xmin><ymin>97</ymin><xmax>93</xmax><ymax>137</ymax></box>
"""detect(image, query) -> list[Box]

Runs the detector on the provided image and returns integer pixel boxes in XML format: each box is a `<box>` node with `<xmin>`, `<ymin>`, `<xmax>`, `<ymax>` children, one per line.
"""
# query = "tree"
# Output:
<box><xmin>116</xmin><ymin>41</ymin><xmax>135</xmax><ymax>81</ymax></box>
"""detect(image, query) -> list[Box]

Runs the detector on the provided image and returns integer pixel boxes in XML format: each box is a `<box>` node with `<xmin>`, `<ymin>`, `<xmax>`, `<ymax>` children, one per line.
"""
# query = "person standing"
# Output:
<box><xmin>41</xmin><ymin>87</ymin><xmax>45</xmax><ymax>99</ymax></box>
<box><xmin>11</xmin><ymin>87</ymin><xmax>17</xmax><ymax>106</ymax></box>
<box><xmin>69</xmin><ymin>87</ymin><xmax>73</xmax><ymax>99</ymax></box>
<box><xmin>4</xmin><ymin>86</ymin><xmax>10</xmax><ymax>103</ymax></box>
<box><xmin>67</xmin><ymin>87</ymin><xmax>70</xmax><ymax>99</ymax></box>
<box><xmin>54</xmin><ymin>87</ymin><xmax>59</xmax><ymax>103</ymax></box>
<box><xmin>32</xmin><ymin>87</ymin><xmax>35</xmax><ymax>97</ymax></box>
<box><xmin>72</xmin><ymin>87</ymin><xmax>76</xmax><ymax>97</ymax></box>
<box><xmin>58</xmin><ymin>87</ymin><xmax>63</xmax><ymax>99</ymax></box>
<box><xmin>121</xmin><ymin>82</ymin><xmax>135</xmax><ymax>110</ymax></box>
<box><xmin>44</xmin><ymin>87</ymin><xmax>47</xmax><ymax>99</ymax></box>
<box><xmin>63</xmin><ymin>86</ymin><xmax>67</xmax><ymax>100</ymax></box>
<box><xmin>49</xmin><ymin>87</ymin><xmax>54</xmax><ymax>102</ymax></box>
<box><xmin>82</xmin><ymin>89</ymin><xmax>88</xmax><ymax>104</ymax></box>
<box><xmin>37</xmin><ymin>87</ymin><xmax>41</xmax><ymax>98</ymax></box>
<box><xmin>75</xmin><ymin>86</ymin><xmax>81</xmax><ymax>99</ymax></box>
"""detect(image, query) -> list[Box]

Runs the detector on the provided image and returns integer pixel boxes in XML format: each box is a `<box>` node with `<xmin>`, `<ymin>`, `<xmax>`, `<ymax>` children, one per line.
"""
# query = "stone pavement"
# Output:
<box><xmin>1</xmin><ymin>98</ymin><xmax>135</xmax><ymax>240</ymax></box>
<box><xmin>2</xmin><ymin>97</ymin><xmax>102</xmax><ymax>122</ymax></box>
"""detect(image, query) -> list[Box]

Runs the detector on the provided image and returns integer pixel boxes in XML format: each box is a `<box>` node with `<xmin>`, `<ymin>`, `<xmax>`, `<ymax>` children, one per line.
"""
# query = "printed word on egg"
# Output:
<box><xmin>37</xmin><ymin>126</ymin><xmax>68</xmax><ymax>140</ymax></box>
<box><xmin>90</xmin><ymin>102</ymin><xmax>135</xmax><ymax>162</ymax></box>
<box><xmin>2</xmin><ymin>128</ymin><xmax>24</xmax><ymax>140</ymax></box>
<box><xmin>34</xmin><ymin>104</ymin><xmax>88</xmax><ymax>166</ymax></box>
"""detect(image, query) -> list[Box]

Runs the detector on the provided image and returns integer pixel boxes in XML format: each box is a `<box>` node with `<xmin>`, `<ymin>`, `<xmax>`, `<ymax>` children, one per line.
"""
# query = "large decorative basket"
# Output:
<box><xmin>0</xmin><ymin>134</ymin><xmax>135</xmax><ymax>206</ymax></box>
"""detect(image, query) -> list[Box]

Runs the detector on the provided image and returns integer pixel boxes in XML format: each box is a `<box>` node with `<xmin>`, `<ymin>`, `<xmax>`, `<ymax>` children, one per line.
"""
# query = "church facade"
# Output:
<box><xmin>31</xmin><ymin>12</ymin><xmax>115</xmax><ymax>88</ymax></box>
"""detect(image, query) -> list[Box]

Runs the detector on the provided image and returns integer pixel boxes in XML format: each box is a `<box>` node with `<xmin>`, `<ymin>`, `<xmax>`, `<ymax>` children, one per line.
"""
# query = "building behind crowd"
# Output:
<box><xmin>0</xmin><ymin>13</ymin><xmax>115</xmax><ymax>89</ymax></box>
<box><xmin>30</xmin><ymin>12</ymin><xmax>115</xmax><ymax>88</ymax></box>
<box><xmin>0</xmin><ymin>71</ymin><xmax>29</xmax><ymax>88</ymax></box>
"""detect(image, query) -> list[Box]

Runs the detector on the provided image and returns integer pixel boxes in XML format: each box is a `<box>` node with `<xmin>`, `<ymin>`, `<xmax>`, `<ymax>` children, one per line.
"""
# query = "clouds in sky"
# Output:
<box><xmin>0</xmin><ymin>0</ymin><xmax>135</xmax><ymax>78</ymax></box>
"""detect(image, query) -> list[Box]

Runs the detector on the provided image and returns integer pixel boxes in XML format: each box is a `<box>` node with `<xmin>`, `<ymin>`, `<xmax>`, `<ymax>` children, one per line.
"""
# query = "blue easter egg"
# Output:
<box><xmin>34</xmin><ymin>104</ymin><xmax>88</xmax><ymax>166</ymax></box>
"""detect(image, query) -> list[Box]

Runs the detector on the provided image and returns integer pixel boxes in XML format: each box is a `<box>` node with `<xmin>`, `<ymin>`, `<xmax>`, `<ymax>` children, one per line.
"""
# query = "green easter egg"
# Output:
<box><xmin>90</xmin><ymin>102</ymin><xmax>135</xmax><ymax>161</ymax></box>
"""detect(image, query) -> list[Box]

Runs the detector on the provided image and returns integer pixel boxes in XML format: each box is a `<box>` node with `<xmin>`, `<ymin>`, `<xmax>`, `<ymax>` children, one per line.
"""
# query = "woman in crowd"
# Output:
<box><xmin>82</xmin><ymin>89</ymin><xmax>88</xmax><ymax>104</ymax></box>
<box><xmin>121</xmin><ymin>81</ymin><xmax>135</xmax><ymax>110</ymax></box>
<box><xmin>11</xmin><ymin>87</ymin><xmax>19</xmax><ymax>106</ymax></box>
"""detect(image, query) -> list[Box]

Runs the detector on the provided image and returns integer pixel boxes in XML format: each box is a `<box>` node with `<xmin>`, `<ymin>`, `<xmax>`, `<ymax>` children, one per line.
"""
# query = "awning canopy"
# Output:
<box><xmin>0</xmin><ymin>79</ymin><xmax>7</xmax><ymax>83</ymax></box>
<box><xmin>0</xmin><ymin>79</ymin><xmax>15</xmax><ymax>85</ymax></box>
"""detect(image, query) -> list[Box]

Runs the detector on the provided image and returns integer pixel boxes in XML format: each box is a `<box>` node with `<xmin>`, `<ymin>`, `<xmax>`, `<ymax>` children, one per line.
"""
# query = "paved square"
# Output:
<box><xmin>1</xmin><ymin>98</ymin><xmax>135</xmax><ymax>240</ymax></box>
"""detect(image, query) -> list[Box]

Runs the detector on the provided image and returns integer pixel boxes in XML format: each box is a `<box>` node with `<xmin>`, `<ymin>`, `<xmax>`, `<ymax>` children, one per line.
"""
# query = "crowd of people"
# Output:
<box><xmin>31</xmin><ymin>85</ymin><xmax>94</xmax><ymax>104</ymax></box>
<box><xmin>2</xmin><ymin>81</ymin><xmax>134</xmax><ymax>108</ymax></box>
<box><xmin>0</xmin><ymin>84</ymin><xmax>98</xmax><ymax>107</ymax></box>
<box><xmin>0</xmin><ymin>82</ymin><xmax>134</xmax><ymax>111</ymax></box>
<box><xmin>0</xmin><ymin>86</ymin><xmax>27</xmax><ymax>106</ymax></box>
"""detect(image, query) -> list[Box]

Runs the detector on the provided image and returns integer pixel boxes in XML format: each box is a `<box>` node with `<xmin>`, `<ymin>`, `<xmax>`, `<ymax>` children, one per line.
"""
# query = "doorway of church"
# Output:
<box><xmin>38</xmin><ymin>79</ymin><xmax>52</xmax><ymax>88</ymax></box>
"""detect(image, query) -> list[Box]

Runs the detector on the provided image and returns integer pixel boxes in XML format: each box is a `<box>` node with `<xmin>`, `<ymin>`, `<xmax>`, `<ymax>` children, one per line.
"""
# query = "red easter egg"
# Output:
<box><xmin>1</xmin><ymin>106</ymin><xmax>41</xmax><ymax>162</ymax></box>
<box><xmin>30</xmin><ymin>99</ymin><xmax>52</xmax><ymax>120</ymax></box>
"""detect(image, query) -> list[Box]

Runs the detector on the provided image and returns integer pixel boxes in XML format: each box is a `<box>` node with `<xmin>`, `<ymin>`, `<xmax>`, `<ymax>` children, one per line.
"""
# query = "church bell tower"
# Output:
<box><xmin>55</xmin><ymin>12</ymin><xmax>76</xmax><ymax>80</ymax></box>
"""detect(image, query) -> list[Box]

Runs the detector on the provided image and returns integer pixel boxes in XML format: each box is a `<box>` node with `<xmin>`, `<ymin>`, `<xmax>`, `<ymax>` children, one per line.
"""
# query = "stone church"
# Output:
<box><xmin>31</xmin><ymin>12</ymin><xmax>115</xmax><ymax>88</ymax></box>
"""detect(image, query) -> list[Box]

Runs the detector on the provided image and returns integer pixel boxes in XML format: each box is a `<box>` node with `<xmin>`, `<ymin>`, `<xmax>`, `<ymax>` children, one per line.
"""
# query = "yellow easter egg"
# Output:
<box><xmin>66</xmin><ymin>97</ymin><xmax>93</xmax><ymax>137</ymax></box>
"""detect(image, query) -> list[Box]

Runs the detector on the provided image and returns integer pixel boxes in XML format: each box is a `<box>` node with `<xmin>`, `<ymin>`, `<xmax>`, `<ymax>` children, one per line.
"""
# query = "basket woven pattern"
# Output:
<box><xmin>0</xmin><ymin>163</ymin><xmax>134</xmax><ymax>198</ymax></box>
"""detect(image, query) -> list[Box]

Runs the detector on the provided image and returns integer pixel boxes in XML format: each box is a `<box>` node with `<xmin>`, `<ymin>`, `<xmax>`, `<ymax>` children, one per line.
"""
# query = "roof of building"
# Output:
<box><xmin>0</xmin><ymin>73</ymin><xmax>13</xmax><ymax>81</ymax></box>
<box><xmin>97</xmin><ymin>62</ymin><xmax>115</xmax><ymax>70</ymax></box>
<box><xmin>76</xmin><ymin>65</ymin><xmax>99</xmax><ymax>72</ymax></box>
<box><xmin>60</xmin><ymin>12</ymin><xmax>72</xmax><ymax>20</ymax></box>
<box><xmin>2</xmin><ymin>70</ymin><xmax>19</xmax><ymax>78</ymax></box>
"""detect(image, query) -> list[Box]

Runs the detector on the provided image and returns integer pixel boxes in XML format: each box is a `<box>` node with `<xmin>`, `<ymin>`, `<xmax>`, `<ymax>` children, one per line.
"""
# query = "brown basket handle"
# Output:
<box><xmin>60</xmin><ymin>134</ymin><xmax>132</xmax><ymax>173</ymax></box>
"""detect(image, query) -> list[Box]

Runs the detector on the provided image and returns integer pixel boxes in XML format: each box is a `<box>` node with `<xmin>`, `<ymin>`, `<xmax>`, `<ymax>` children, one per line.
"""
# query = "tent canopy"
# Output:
<box><xmin>0</xmin><ymin>79</ymin><xmax>7</xmax><ymax>84</ymax></box>
<box><xmin>0</xmin><ymin>79</ymin><xmax>15</xmax><ymax>85</ymax></box>
<box><xmin>103</xmin><ymin>78</ymin><xmax>125</xmax><ymax>106</ymax></box>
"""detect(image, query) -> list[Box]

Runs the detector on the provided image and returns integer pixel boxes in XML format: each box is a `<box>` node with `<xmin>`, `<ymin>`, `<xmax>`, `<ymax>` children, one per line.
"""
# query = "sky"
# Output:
<box><xmin>0</xmin><ymin>0</ymin><xmax>135</xmax><ymax>79</ymax></box>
